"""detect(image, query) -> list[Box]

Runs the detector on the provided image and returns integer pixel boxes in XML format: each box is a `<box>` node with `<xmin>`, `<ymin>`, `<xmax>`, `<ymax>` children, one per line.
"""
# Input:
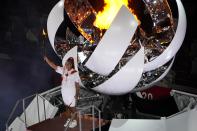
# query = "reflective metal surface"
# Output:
<box><xmin>47</xmin><ymin>0</ymin><xmax>186</xmax><ymax>94</ymax></box>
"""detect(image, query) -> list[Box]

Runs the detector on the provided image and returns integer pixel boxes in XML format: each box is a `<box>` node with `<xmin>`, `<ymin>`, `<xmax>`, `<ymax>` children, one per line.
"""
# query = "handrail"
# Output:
<box><xmin>77</xmin><ymin>105</ymin><xmax>93</xmax><ymax>110</ymax></box>
<box><xmin>78</xmin><ymin>95</ymin><xmax>102</xmax><ymax>100</ymax></box>
<box><xmin>46</xmin><ymin>89</ymin><xmax>61</xmax><ymax>96</ymax></box>
<box><xmin>40</xmin><ymin>86</ymin><xmax>61</xmax><ymax>96</ymax></box>
<box><xmin>167</xmin><ymin>89</ymin><xmax>197</xmax><ymax>119</ymax></box>
<box><xmin>6</xmin><ymin>94</ymin><xmax>39</xmax><ymax>130</ymax></box>
<box><xmin>7</xmin><ymin>117</ymin><xmax>26</xmax><ymax>131</ymax></box>
<box><xmin>5</xmin><ymin>92</ymin><xmax>57</xmax><ymax>131</ymax></box>
<box><xmin>93</xmin><ymin>105</ymin><xmax>101</xmax><ymax>112</ymax></box>
<box><xmin>6</xmin><ymin>99</ymin><xmax>21</xmax><ymax>130</ymax></box>
<box><xmin>166</xmin><ymin>109</ymin><xmax>188</xmax><ymax>119</ymax></box>
<box><xmin>23</xmin><ymin>93</ymin><xmax>37</xmax><ymax>101</ymax></box>
<box><xmin>171</xmin><ymin>89</ymin><xmax>197</xmax><ymax>98</ymax></box>
<box><xmin>5</xmin><ymin>85</ymin><xmax>101</xmax><ymax>131</ymax></box>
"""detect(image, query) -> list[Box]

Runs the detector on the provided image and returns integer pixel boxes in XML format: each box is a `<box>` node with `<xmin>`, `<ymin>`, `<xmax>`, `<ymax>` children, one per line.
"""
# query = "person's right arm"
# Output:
<box><xmin>44</xmin><ymin>56</ymin><xmax>58</xmax><ymax>70</ymax></box>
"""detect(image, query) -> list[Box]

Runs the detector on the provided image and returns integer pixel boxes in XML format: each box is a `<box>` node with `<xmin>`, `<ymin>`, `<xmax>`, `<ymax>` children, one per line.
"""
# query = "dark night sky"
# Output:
<box><xmin>0</xmin><ymin>0</ymin><xmax>61</xmax><ymax>130</ymax></box>
<box><xmin>0</xmin><ymin>0</ymin><xmax>197</xmax><ymax>130</ymax></box>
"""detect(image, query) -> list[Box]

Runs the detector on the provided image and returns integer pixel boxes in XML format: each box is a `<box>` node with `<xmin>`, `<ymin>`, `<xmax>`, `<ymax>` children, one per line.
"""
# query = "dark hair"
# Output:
<box><xmin>66</xmin><ymin>57</ymin><xmax>75</xmax><ymax>69</ymax></box>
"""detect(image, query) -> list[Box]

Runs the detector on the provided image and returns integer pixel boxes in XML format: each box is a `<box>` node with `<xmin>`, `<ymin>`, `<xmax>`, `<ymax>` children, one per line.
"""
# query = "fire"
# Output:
<box><xmin>42</xmin><ymin>29</ymin><xmax>47</xmax><ymax>36</ymax></box>
<box><xmin>93</xmin><ymin>0</ymin><xmax>139</xmax><ymax>30</ymax></box>
<box><xmin>94</xmin><ymin>0</ymin><xmax>129</xmax><ymax>30</ymax></box>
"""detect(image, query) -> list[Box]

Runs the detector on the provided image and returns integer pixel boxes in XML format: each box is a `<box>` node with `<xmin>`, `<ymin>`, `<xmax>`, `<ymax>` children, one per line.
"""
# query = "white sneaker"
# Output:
<box><xmin>64</xmin><ymin>118</ymin><xmax>71</xmax><ymax>127</ymax></box>
<box><xmin>69</xmin><ymin>120</ymin><xmax>77</xmax><ymax>128</ymax></box>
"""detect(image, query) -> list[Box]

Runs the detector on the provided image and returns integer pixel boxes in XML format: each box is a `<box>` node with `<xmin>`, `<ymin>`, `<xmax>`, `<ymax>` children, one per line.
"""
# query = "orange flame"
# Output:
<box><xmin>94</xmin><ymin>0</ymin><xmax>139</xmax><ymax>30</ymax></box>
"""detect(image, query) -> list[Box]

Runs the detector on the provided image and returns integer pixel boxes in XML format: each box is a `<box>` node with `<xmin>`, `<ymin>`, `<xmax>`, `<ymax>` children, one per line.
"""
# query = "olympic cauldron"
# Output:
<box><xmin>47</xmin><ymin>0</ymin><xmax>186</xmax><ymax>95</ymax></box>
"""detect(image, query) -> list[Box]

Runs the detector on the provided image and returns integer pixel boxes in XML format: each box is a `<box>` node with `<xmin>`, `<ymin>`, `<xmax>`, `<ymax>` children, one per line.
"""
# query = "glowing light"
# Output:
<box><xmin>94</xmin><ymin>0</ymin><xmax>140</xmax><ymax>31</ymax></box>
<box><xmin>42</xmin><ymin>29</ymin><xmax>47</xmax><ymax>36</ymax></box>
<box><xmin>94</xmin><ymin>0</ymin><xmax>129</xmax><ymax>30</ymax></box>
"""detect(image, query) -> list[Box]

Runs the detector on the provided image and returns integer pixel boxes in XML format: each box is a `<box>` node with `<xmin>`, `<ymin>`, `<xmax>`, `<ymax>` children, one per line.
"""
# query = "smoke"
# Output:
<box><xmin>0</xmin><ymin>41</ymin><xmax>61</xmax><ymax>129</ymax></box>
<box><xmin>0</xmin><ymin>0</ymin><xmax>60</xmax><ymax>130</ymax></box>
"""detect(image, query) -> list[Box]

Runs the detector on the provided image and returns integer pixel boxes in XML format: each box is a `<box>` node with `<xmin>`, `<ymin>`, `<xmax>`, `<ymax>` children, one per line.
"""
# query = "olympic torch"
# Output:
<box><xmin>42</xmin><ymin>29</ymin><xmax>47</xmax><ymax>56</ymax></box>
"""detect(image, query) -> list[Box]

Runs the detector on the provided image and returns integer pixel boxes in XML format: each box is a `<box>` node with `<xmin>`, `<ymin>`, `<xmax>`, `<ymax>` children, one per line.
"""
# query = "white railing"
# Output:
<box><xmin>170</xmin><ymin>89</ymin><xmax>197</xmax><ymax>98</ymax></box>
<box><xmin>6</xmin><ymin>94</ymin><xmax>58</xmax><ymax>131</ymax></box>
<box><xmin>6</xmin><ymin>85</ymin><xmax>103</xmax><ymax>131</ymax></box>
<box><xmin>166</xmin><ymin>109</ymin><xmax>188</xmax><ymax>119</ymax></box>
<box><xmin>167</xmin><ymin>89</ymin><xmax>197</xmax><ymax>119</ymax></box>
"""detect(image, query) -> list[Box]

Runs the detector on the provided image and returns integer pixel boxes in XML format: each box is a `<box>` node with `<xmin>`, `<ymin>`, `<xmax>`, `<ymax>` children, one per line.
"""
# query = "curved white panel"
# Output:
<box><xmin>47</xmin><ymin>0</ymin><xmax>64</xmax><ymax>52</ymax></box>
<box><xmin>85</xmin><ymin>6</ymin><xmax>138</xmax><ymax>76</ymax></box>
<box><xmin>47</xmin><ymin>0</ymin><xmax>186</xmax><ymax>95</ymax></box>
<box><xmin>109</xmin><ymin>119</ymin><xmax>166</xmax><ymax>131</ymax></box>
<box><xmin>92</xmin><ymin>47</ymin><xmax>144</xmax><ymax>95</ymax></box>
<box><xmin>62</xmin><ymin>46</ymin><xmax>83</xmax><ymax>86</ymax></box>
<box><xmin>132</xmin><ymin>57</ymin><xmax>175</xmax><ymax>93</ymax></box>
<box><xmin>143</xmin><ymin>0</ymin><xmax>186</xmax><ymax>72</ymax></box>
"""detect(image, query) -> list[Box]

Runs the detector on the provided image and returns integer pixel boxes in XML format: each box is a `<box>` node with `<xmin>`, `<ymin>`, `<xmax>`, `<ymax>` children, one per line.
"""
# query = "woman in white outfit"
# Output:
<box><xmin>44</xmin><ymin>56</ymin><xmax>80</xmax><ymax>128</ymax></box>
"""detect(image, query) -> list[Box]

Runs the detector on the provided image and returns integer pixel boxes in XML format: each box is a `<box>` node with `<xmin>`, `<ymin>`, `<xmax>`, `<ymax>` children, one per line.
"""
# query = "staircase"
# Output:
<box><xmin>5</xmin><ymin>86</ymin><xmax>107</xmax><ymax>131</ymax></box>
<box><xmin>6</xmin><ymin>94</ymin><xmax>59</xmax><ymax>131</ymax></box>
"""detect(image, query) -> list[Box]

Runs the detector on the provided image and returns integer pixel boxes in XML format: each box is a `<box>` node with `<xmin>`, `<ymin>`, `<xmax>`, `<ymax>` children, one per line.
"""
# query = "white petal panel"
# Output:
<box><xmin>85</xmin><ymin>6</ymin><xmax>138</xmax><ymax>76</ymax></box>
<box><xmin>132</xmin><ymin>57</ymin><xmax>175</xmax><ymax>92</ymax></box>
<box><xmin>46</xmin><ymin>0</ymin><xmax>186</xmax><ymax>95</ymax></box>
<box><xmin>47</xmin><ymin>0</ymin><xmax>64</xmax><ymax>52</ymax></box>
<box><xmin>143</xmin><ymin>0</ymin><xmax>186</xmax><ymax>72</ymax></box>
<box><xmin>92</xmin><ymin>47</ymin><xmax>144</xmax><ymax>95</ymax></box>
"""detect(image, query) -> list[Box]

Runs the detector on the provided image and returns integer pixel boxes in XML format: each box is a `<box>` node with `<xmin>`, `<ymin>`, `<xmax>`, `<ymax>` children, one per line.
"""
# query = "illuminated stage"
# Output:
<box><xmin>5</xmin><ymin>0</ymin><xmax>197</xmax><ymax>131</ymax></box>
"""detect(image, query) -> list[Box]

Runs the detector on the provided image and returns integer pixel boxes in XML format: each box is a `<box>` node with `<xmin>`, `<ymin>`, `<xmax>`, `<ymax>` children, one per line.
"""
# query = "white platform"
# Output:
<box><xmin>109</xmin><ymin>107</ymin><xmax>197</xmax><ymax>131</ymax></box>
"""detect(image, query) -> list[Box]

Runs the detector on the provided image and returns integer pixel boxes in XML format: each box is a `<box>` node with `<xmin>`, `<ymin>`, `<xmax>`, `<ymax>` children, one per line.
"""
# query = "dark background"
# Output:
<box><xmin>0</xmin><ymin>0</ymin><xmax>197</xmax><ymax>130</ymax></box>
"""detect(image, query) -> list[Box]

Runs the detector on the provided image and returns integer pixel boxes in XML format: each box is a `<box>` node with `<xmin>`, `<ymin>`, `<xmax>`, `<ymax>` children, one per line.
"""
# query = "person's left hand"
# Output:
<box><xmin>43</xmin><ymin>56</ymin><xmax>48</xmax><ymax>61</ymax></box>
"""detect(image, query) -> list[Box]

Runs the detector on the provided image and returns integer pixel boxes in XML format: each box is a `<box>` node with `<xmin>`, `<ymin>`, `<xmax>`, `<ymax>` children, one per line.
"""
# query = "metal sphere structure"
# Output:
<box><xmin>47</xmin><ymin>0</ymin><xmax>186</xmax><ymax>95</ymax></box>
